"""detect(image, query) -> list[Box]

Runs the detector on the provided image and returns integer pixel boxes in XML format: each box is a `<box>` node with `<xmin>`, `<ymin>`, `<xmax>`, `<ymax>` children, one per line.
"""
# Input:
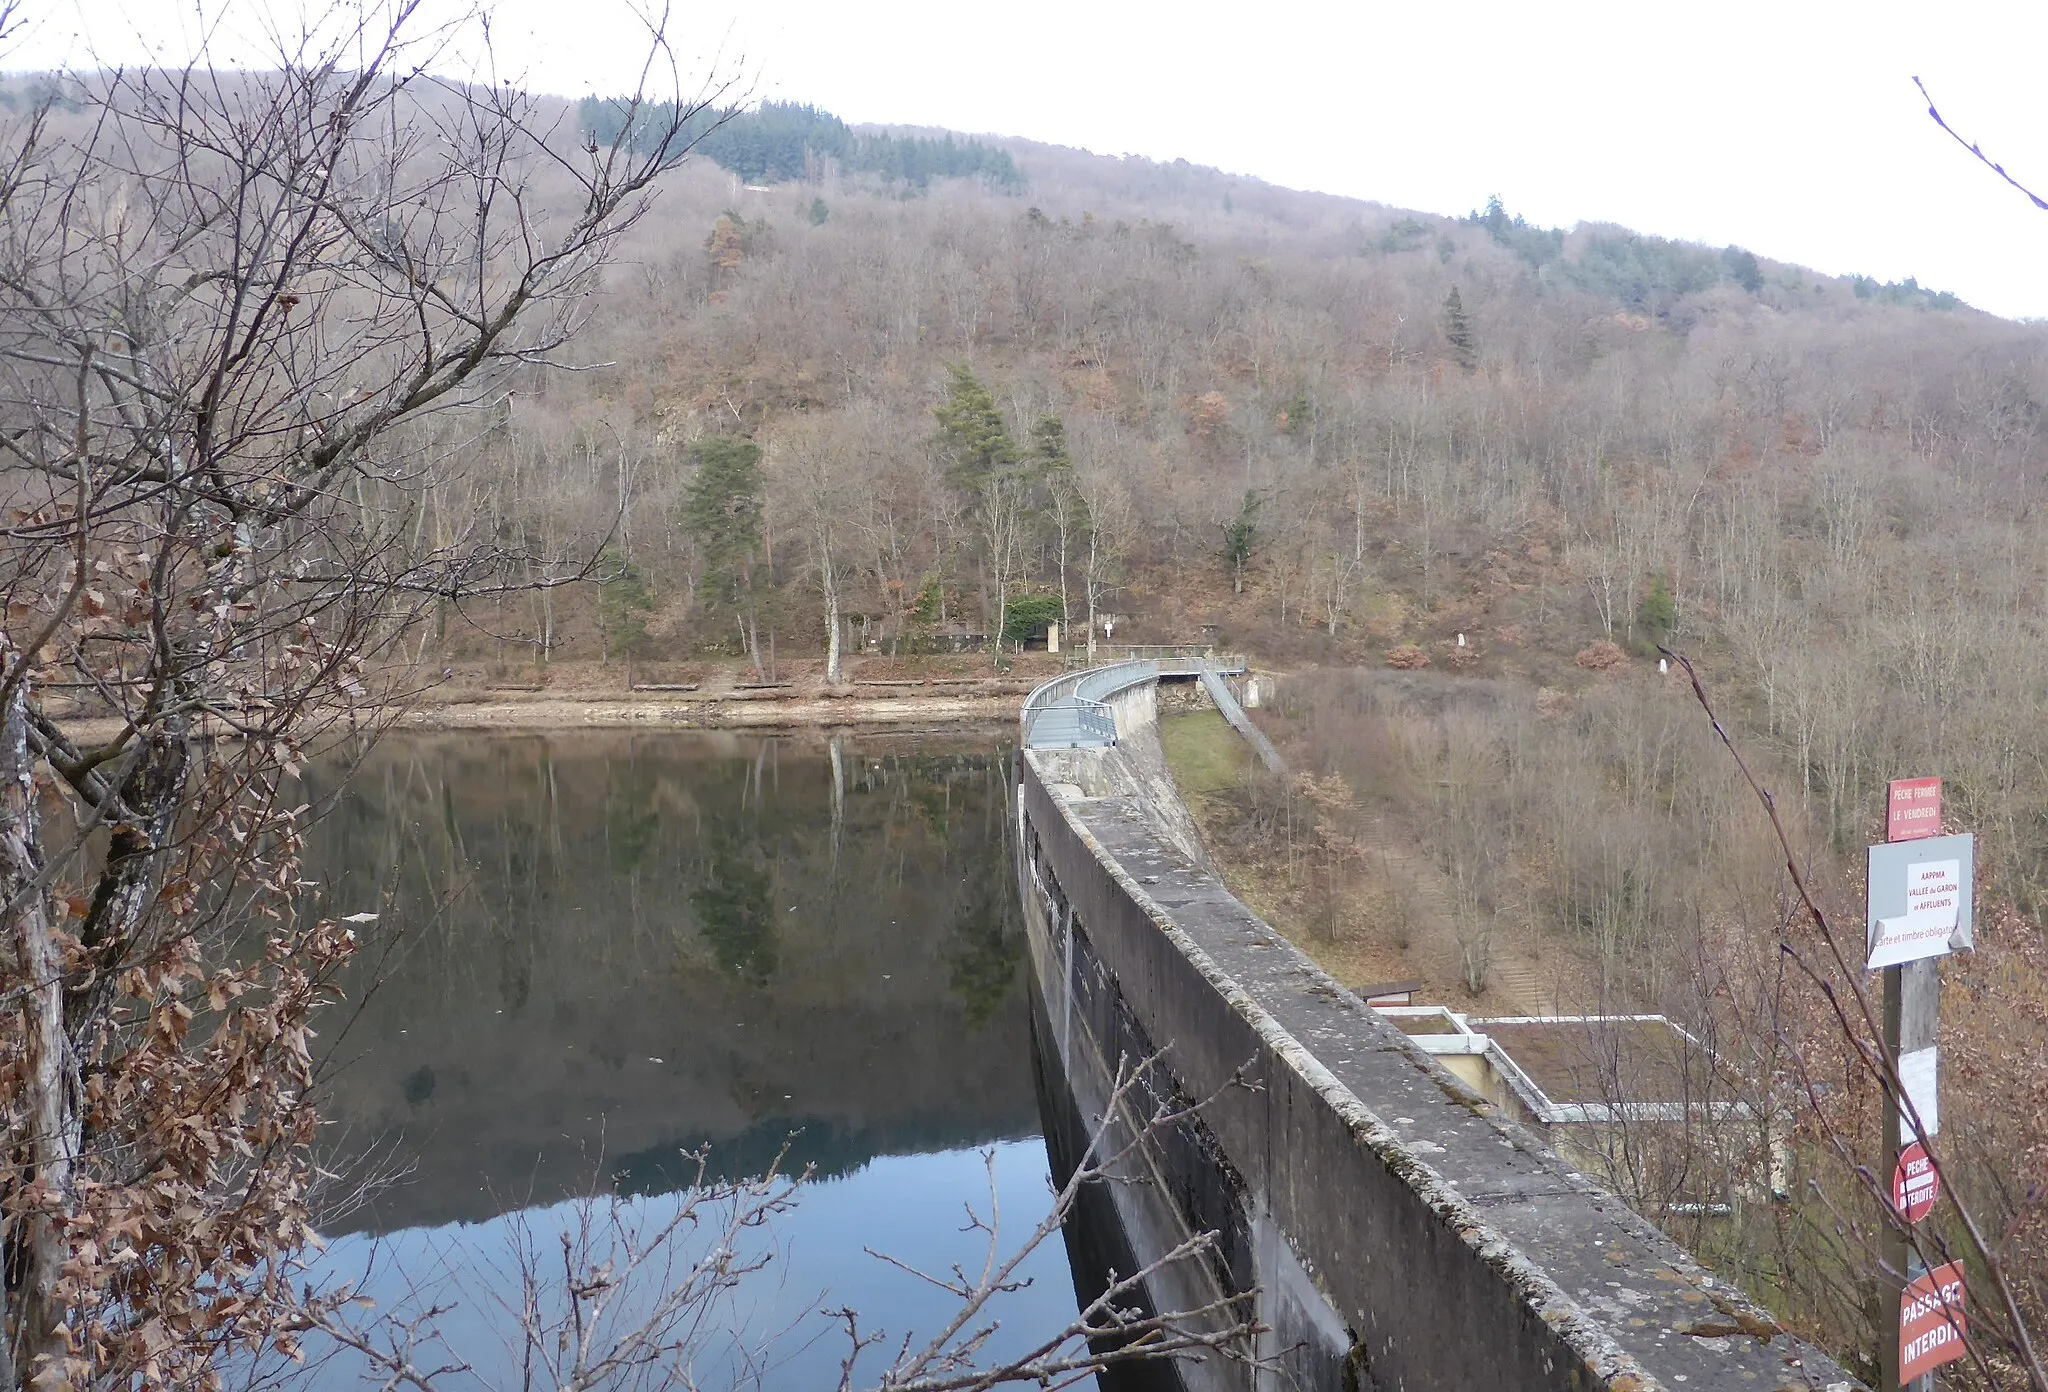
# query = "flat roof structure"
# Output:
<box><xmin>1473</xmin><ymin>1015</ymin><xmax>1748</xmax><ymax>1125</ymax></box>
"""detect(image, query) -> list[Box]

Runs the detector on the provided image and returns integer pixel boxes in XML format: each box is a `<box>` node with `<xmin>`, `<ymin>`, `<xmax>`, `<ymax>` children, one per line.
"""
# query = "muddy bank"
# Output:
<box><xmin>50</xmin><ymin>658</ymin><xmax>1060</xmax><ymax>741</ymax></box>
<box><xmin>54</xmin><ymin>690</ymin><xmax>1025</xmax><ymax>744</ymax></box>
<box><xmin>399</xmin><ymin>689</ymin><xmax>1026</xmax><ymax>731</ymax></box>
<box><xmin>396</xmin><ymin>657</ymin><xmax>1057</xmax><ymax>731</ymax></box>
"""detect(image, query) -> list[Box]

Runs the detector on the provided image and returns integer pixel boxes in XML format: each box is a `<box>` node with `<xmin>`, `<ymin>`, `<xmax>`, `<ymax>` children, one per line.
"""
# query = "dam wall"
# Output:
<box><xmin>1016</xmin><ymin>663</ymin><xmax>1861</xmax><ymax>1392</ymax></box>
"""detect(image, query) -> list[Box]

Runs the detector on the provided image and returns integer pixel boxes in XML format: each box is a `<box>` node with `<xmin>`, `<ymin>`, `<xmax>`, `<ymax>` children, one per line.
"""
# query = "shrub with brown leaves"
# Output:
<box><xmin>1575</xmin><ymin>639</ymin><xmax>1628</xmax><ymax>672</ymax></box>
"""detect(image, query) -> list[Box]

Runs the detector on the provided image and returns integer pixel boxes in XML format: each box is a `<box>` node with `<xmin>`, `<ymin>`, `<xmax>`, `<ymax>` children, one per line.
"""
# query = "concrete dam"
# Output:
<box><xmin>1014</xmin><ymin>659</ymin><xmax>1862</xmax><ymax>1392</ymax></box>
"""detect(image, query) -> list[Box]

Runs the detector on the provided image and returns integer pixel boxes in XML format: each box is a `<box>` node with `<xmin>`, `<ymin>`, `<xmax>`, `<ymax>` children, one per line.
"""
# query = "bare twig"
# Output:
<box><xmin>1914</xmin><ymin>77</ymin><xmax>2048</xmax><ymax>212</ymax></box>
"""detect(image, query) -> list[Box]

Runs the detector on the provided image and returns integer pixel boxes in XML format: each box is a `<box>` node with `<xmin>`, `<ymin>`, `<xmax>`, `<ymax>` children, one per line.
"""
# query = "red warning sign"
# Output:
<box><xmin>1900</xmin><ymin>1261</ymin><xmax>1967</xmax><ymax>1382</ymax></box>
<box><xmin>1893</xmin><ymin>1141</ymin><xmax>1940</xmax><ymax>1224</ymax></box>
<box><xmin>1888</xmin><ymin>777</ymin><xmax>1942</xmax><ymax>843</ymax></box>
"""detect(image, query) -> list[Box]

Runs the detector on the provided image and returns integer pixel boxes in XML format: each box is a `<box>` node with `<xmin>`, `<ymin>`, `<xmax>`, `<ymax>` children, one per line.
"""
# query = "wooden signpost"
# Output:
<box><xmin>1872</xmin><ymin>778</ymin><xmax>1970</xmax><ymax>1390</ymax></box>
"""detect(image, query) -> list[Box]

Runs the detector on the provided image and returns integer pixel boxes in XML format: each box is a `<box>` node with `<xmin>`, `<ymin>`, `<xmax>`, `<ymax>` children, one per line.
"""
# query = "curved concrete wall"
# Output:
<box><xmin>1015</xmin><ymin>670</ymin><xmax>1862</xmax><ymax>1392</ymax></box>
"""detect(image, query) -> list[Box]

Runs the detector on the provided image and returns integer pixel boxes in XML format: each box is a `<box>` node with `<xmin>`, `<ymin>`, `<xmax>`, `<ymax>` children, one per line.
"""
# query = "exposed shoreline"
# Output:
<box><xmin>382</xmin><ymin>655</ymin><xmax>1081</xmax><ymax>733</ymax></box>
<box><xmin>397</xmin><ymin>689</ymin><xmax>1028</xmax><ymax>733</ymax></box>
<box><xmin>48</xmin><ymin>658</ymin><xmax>1064</xmax><ymax>742</ymax></box>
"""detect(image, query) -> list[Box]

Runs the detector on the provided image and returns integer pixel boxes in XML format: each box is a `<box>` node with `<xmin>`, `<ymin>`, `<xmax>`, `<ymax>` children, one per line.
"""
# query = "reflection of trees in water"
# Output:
<box><xmin>309</xmin><ymin>737</ymin><xmax>1022</xmax><ymax>992</ymax></box>
<box><xmin>305</xmin><ymin>735</ymin><xmax>1032</xmax><ymax>1029</ymax></box>
<box><xmin>605</xmin><ymin>761</ymin><xmax>662</xmax><ymax>876</ymax></box>
<box><xmin>954</xmin><ymin>757</ymin><xmax>1032</xmax><ymax>1027</ymax></box>
<box><xmin>607</xmin><ymin>1110</ymin><xmax>1034</xmax><ymax>1194</ymax></box>
<box><xmin>836</xmin><ymin>747</ymin><xmax>1025</xmax><ymax>1026</ymax></box>
<box><xmin>298</xmin><ymin>732</ymin><xmax>1042</xmax><ymax>1230</ymax></box>
<box><xmin>946</xmin><ymin>825</ymin><xmax>1023</xmax><ymax>1027</ymax></box>
<box><xmin>497</xmin><ymin>931</ymin><xmax>534</xmax><ymax>1013</ymax></box>
<box><xmin>691</xmin><ymin>831</ymin><xmax>777</xmax><ymax>983</ymax></box>
<box><xmin>913</xmin><ymin>782</ymin><xmax>953</xmax><ymax>838</ymax></box>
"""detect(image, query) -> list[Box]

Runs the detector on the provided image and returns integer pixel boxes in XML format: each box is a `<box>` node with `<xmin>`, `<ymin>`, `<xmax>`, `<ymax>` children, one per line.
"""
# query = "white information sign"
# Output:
<box><xmin>1869</xmin><ymin>858</ymin><xmax>1961</xmax><ymax>968</ymax></box>
<box><xmin>1866</xmin><ymin>834</ymin><xmax>1974</xmax><ymax>971</ymax></box>
<box><xmin>1899</xmin><ymin>1046</ymin><xmax>1940</xmax><ymax>1138</ymax></box>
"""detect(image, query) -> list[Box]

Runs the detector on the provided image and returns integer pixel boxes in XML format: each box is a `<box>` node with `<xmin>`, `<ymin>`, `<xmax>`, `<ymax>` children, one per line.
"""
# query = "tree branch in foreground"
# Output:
<box><xmin>1914</xmin><ymin>76</ymin><xmax>2048</xmax><ymax>212</ymax></box>
<box><xmin>1664</xmin><ymin>645</ymin><xmax>2047</xmax><ymax>1391</ymax></box>
<box><xmin>309</xmin><ymin>1050</ymin><xmax>1267</xmax><ymax>1392</ymax></box>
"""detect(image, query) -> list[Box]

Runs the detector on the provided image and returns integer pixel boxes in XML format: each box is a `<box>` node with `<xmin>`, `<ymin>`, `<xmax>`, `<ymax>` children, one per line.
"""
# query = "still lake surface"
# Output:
<box><xmin>299</xmin><ymin>729</ymin><xmax>1080</xmax><ymax>1390</ymax></box>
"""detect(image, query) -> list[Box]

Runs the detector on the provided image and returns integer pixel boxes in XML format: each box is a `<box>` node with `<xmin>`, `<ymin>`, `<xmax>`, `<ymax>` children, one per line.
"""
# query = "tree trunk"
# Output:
<box><xmin>1055</xmin><ymin>503</ymin><xmax>1072</xmax><ymax>630</ymax></box>
<box><xmin>1</xmin><ymin>682</ymin><xmax>79</xmax><ymax>1392</ymax></box>
<box><xmin>828</xmin><ymin>733</ymin><xmax>844</xmax><ymax>870</ymax></box>
<box><xmin>823</xmin><ymin>569</ymin><xmax>842</xmax><ymax>684</ymax></box>
<box><xmin>68</xmin><ymin>734</ymin><xmax>186</xmax><ymax>1038</ymax></box>
<box><xmin>743</xmin><ymin>607</ymin><xmax>763</xmax><ymax>680</ymax></box>
<box><xmin>993</xmin><ymin>570</ymin><xmax>1008</xmax><ymax>659</ymax></box>
<box><xmin>1085</xmin><ymin>535</ymin><xmax>1099</xmax><ymax>660</ymax></box>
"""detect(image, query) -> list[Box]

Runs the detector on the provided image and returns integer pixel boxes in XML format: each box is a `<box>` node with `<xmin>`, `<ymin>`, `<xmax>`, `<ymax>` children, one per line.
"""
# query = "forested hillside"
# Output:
<box><xmin>455</xmin><ymin>96</ymin><xmax>2048</xmax><ymax>873</ymax></box>
<box><xmin>434</xmin><ymin>87</ymin><xmax>2048</xmax><ymax>925</ymax></box>
<box><xmin>578</xmin><ymin>98</ymin><xmax>1023</xmax><ymax>188</ymax></box>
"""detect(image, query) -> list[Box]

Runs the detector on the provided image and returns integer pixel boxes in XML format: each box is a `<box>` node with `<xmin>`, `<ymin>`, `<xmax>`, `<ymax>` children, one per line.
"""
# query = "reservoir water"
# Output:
<box><xmin>300</xmin><ymin>729</ymin><xmax>1082</xmax><ymax>1390</ymax></box>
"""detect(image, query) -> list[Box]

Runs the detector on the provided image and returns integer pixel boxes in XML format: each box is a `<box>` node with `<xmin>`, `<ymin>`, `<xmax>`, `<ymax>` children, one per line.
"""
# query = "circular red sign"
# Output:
<box><xmin>1894</xmin><ymin>1141</ymin><xmax>1940</xmax><ymax>1224</ymax></box>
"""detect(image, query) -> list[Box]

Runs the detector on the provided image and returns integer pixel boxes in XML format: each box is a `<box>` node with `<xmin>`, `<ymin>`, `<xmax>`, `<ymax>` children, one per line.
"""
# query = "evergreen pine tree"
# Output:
<box><xmin>1221</xmin><ymin>492</ymin><xmax>1261</xmax><ymax>595</ymax></box>
<box><xmin>1722</xmin><ymin>245</ymin><xmax>1763</xmax><ymax>293</ymax></box>
<box><xmin>1639</xmin><ymin>574</ymin><xmax>1677</xmax><ymax>640</ymax></box>
<box><xmin>932</xmin><ymin>364</ymin><xmax>1017</xmax><ymax>493</ymax></box>
<box><xmin>681</xmin><ymin>436</ymin><xmax>764</xmax><ymax>664</ymax></box>
<box><xmin>682</xmin><ymin>436</ymin><xmax>762</xmax><ymax>579</ymax></box>
<box><xmin>1442</xmin><ymin>286</ymin><xmax>1478</xmax><ymax>372</ymax></box>
<box><xmin>597</xmin><ymin>547</ymin><xmax>658</xmax><ymax>681</ymax></box>
<box><xmin>1031</xmin><ymin>414</ymin><xmax>1088</xmax><ymax>630</ymax></box>
<box><xmin>1029</xmin><ymin>413</ymin><xmax>1071</xmax><ymax>472</ymax></box>
<box><xmin>1480</xmin><ymin>194</ymin><xmax>1511</xmax><ymax>241</ymax></box>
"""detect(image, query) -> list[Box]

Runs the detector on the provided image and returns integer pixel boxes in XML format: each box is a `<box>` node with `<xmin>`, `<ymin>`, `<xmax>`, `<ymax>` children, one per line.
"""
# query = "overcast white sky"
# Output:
<box><xmin>13</xmin><ymin>0</ymin><xmax>2048</xmax><ymax>319</ymax></box>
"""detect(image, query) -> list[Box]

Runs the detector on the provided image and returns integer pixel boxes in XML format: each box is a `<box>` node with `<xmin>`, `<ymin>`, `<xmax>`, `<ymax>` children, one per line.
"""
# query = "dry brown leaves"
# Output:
<box><xmin>1575</xmin><ymin>639</ymin><xmax>1628</xmax><ymax>672</ymax></box>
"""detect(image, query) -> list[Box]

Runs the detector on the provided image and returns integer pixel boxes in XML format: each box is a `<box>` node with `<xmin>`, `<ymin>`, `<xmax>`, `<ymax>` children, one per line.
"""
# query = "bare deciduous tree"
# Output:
<box><xmin>0</xmin><ymin>7</ymin><xmax>730</xmax><ymax>1386</ymax></box>
<box><xmin>975</xmin><ymin>473</ymin><xmax>1028</xmax><ymax>658</ymax></box>
<box><xmin>770</xmin><ymin>406</ymin><xmax>881</xmax><ymax>684</ymax></box>
<box><xmin>1073</xmin><ymin>466</ymin><xmax>1134</xmax><ymax>660</ymax></box>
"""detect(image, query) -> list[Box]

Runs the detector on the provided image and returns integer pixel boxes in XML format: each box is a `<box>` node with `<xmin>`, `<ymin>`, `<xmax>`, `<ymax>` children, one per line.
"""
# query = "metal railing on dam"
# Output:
<box><xmin>1020</xmin><ymin>655</ymin><xmax>1244</xmax><ymax>750</ymax></box>
<box><xmin>1013</xmin><ymin>663</ymin><xmax>1863</xmax><ymax>1392</ymax></box>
